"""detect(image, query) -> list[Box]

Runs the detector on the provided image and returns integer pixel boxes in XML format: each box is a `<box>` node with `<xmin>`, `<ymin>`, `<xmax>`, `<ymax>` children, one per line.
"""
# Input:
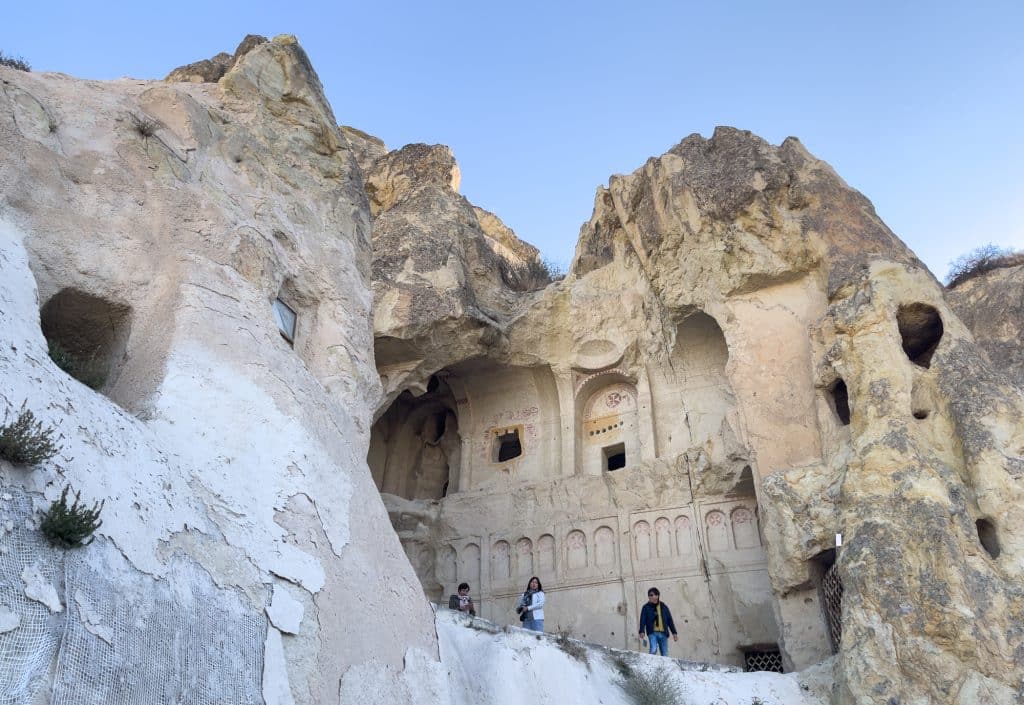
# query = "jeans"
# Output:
<box><xmin>647</xmin><ymin>631</ymin><xmax>669</xmax><ymax>655</ymax></box>
<box><xmin>524</xmin><ymin>618</ymin><xmax>544</xmax><ymax>632</ymax></box>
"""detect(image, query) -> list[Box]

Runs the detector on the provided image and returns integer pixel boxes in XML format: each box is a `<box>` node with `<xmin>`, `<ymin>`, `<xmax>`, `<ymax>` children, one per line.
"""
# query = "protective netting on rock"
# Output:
<box><xmin>51</xmin><ymin>542</ymin><xmax>266</xmax><ymax>705</ymax></box>
<box><xmin>0</xmin><ymin>490</ymin><xmax>65</xmax><ymax>705</ymax></box>
<box><xmin>0</xmin><ymin>486</ymin><xmax>267</xmax><ymax>704</ymax></box>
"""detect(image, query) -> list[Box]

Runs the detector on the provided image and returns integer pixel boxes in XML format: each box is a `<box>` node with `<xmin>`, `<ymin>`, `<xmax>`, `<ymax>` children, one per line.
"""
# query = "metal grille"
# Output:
<box><xmin>744</xmin><ymin>649</ymin><xmax>783</xmax><ymax>673</ymax></box>
<box><xmin>821</xmin><ymin>560</ymin><xmax>843</xmax><ymax>653</ymax></box>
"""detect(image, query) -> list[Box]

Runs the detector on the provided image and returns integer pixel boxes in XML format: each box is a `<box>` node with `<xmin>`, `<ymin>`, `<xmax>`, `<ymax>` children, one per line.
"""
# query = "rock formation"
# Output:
<box><xmin>164</xmin><ymin>34</ymin><xmax>268</xmax><ymax>83</ymax></box>
<box><xmin>947</xmin><ymin>261</ymin><xmax>1024</xmax><ymax>389</ymax></box>
<box><xmin>2</xmin><ymin>33</ymin><xmax>1021</xmax><ymax>705</ymax></box>
<box><xmin>1</xmin><ymin>35</ymin><xmax>441</xmax><ymax>705</ymax></box>
<box><xmin>365</xmin><ymin>127</ymin><xmax>1024</xmax><ymax>704</ymax></box>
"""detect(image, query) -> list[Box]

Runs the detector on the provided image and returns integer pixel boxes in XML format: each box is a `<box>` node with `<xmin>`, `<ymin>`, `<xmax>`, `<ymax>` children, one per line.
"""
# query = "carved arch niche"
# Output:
<box><xmin>575</xmin><ymin>372</ymin><xmax>640</xmax><ymax>476</ymax></box>
<box><xmin>459</xmin><ymin>543</ymin><xmax>481</xmax><ymax>588</ymax></box>
<box><xmin>566</xmin><ymin>529</ymin><xmax>588</xmax><ymax>570</ymax></box>
<box><xmin>491</xmin><ymin>540</ymin><xmax>511</xmax><ymax>584</ymax></box>
<box><xmin>649</xmin><ymin>311</ymin><xmax>735</xmax><ymax>458</ymax></box>
<box><xmin>538</xmin><ymin>534</ymin><xmax>556</xmax><ymax>577</ymax></box>
<box><xmin>516</xmin><ymin>537</ymin><xmax>534</xmax><ymax>578</ymax></box>
<box><xmin>731</xmin><ymin>506</ymin><xmax>761</xmax><ymax>550</ymax></box>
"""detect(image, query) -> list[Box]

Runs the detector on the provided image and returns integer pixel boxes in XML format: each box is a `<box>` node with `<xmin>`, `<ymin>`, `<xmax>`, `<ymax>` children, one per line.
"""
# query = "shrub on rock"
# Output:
<box><xmin>39</xmin><ymin>486</ymin><xmax>104</xmax><ymax>549</ymax></box>
<box><xmin>0</xmin><ymin>402</ymin><xmax>61</xmax><ymax>466</ymax></box>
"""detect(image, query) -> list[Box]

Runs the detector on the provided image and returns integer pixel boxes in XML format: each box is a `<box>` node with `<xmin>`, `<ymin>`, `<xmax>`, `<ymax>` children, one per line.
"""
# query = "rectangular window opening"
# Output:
<box><xmin>603</xmin><ymin>442</ymin><xmax>626</xmax><ymax>471</ymax></box>
<box><xmin>491</xmin><ymin>427</ymin><xmax>522</xmax><ymax>463</ymax></box>
<box><xmin>272</xmin><ymin>298</ymin><xmax>297</xmax><ymax>346</ymax></box>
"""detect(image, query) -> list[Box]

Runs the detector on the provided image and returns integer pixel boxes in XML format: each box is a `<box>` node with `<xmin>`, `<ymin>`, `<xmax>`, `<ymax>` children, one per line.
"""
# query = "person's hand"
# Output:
<box><xmin>672</xmin><ymin>634</ymin><xmax>679</xmax><ymax>642</ymax></box>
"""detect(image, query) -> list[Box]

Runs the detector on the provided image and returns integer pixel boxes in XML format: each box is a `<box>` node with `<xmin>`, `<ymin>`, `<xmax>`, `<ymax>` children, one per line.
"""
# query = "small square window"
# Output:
<box><xmin>272</xmin><ymin>298</ymin><xmax>297</xmax><ymax>345</ymax></box>
<box><xmin>491</xmin><ymin>427</ymin><xmax>522</xmax><ymax>463</ymax></box>
<box><xmin>603</xmin><ymin>443</ymin><xmax>626</xmax><ymax>471</ymax></box>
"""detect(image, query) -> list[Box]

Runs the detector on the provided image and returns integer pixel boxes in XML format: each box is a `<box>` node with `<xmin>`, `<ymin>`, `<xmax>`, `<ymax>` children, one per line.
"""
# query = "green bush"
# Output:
<box><xmin>47</xmin><ymin>339</ymin><xmax>107</xmax><ymax>390</ymax></box>
<box><xmin>618</xmin><ymin>666</ymin><xmax>684</xmax><ymax>705</ymax></box>
<box><xmin>0</xmin><ymin>51</ymin><xmax>30</xmax><ymax>71</ymax></box>
<box><xmin>0</xmin><ymin>402</ymin><xmax>61</xmax><ymax>465</ymax></box>
<box><xmin>39</xmin><ymin>486</ymin><xmax>104</xmax><ymax>549</ymax></box>
<box><xmin>945</xmin><ymin>244</ymin><xmax>1024</xmax><ymax>289</ymax></box>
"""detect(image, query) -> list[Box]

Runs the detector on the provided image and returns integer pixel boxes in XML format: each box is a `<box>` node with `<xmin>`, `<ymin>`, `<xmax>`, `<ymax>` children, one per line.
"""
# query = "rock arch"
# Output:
<box><xmin>649</xmin><ymin>311</ymin><xmax>735</xmax><ymax>457</ymax></box>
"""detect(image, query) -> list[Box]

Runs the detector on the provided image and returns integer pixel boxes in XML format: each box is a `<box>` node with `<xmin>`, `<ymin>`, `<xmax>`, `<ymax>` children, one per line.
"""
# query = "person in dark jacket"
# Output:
<box><xmin>637</xmin><ymin>587</ymin><xmax>678</xmax><ymax>655</ymax></box>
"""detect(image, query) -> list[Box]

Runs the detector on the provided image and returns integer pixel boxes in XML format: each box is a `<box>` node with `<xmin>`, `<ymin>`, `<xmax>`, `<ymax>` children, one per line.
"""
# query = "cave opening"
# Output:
<box><xmin>830</xmin><ymin>380</ymin><xmax>851</xmax><ymax>426</ymax></box>
<box><xmin>897</xmin><ymin>303</ymin><xmax>943</xmax><ymax>368</ymax></box>
<box><xmin>812</xmin><ymin>549</ymin><xmax>842</xmax><ymax>654</ymax></box>
<box><xmin>976</xmin><ymin>518</ymin><xmax>1000</xmax><ymax>559</ymax></box>
<box><xmin>41</xmin><ymin>288</ymin><xmax>132</xmax><ymax>393</ymax></box>
<box><xmin>368</xmin><ymin>374</ymin><xmax>461</xmax><ymax>501</ymax></box>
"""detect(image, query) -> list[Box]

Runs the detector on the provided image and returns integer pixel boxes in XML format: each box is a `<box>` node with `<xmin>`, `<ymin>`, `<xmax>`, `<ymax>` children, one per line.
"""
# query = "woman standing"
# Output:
<box><xmin>515</xmin><ymin>576</ymin><xmax>545</xmax><ymax>632</ymax></box>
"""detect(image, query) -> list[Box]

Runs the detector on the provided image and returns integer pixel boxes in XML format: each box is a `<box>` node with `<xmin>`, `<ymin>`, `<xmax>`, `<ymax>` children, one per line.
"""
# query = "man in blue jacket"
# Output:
<box><xmin>637</xmin><ymin>587</ymin><xmax>678</xmax><ymax>656</ymax></box>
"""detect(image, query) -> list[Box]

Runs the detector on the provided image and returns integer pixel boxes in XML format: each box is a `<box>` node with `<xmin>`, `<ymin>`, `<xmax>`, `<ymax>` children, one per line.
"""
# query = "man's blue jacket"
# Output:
<box><xmin>638</xmin><ymin>601</ymin><xmax>678</xmax><ymax>636</ymax></box>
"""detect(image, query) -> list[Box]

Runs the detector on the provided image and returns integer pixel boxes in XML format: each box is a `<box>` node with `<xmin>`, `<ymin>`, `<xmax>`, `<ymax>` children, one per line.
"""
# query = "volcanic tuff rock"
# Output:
<box><xmin>164</xmin><ymin>34</ymin><xmax>268</xmax><ymax>83</ymax></box>
<box><xmin>367</xmin><ymin>126</ymin><xmax>1024</xmax><ymax>704</ymax></box>
<box><xmin>366</xmin><ymin>141</ymin><xmax>547</xmax><ymax>408</ymax></box>
<box><xmin>947</xmin><ymin>262</ymin><xmax>1024</xmax><ymax>389</ymax></box>
<box><xmin>1</xmin><ymin>35</ymin><xmax>440</xmax><ymax>705</ymax></box>
<box><xmin>2</xmin><ymin>30</ymin><xmax>1022</xmax><ymax>705</ymax></box>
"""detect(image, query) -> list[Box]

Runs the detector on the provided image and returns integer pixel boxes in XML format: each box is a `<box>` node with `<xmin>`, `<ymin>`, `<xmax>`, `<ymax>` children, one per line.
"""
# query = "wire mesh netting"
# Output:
<box><xmin>0</xmin><ymin>490</ymin><xmax>66</xmax><ymax>705</ymax></box>
<box><xmin>743</xmin><ymin>649</ymin><xmax>784</xmax><ymax>673</ymax></box>
<box><xmin>51</xmin><ymin>541</ymin><xmax>266</xmax><ymax>704</ymax></box>
<box><xmin>2</xmin><ymin>486</ymin><xmax>267</xmax><ymax>704</ymax></box>
<box><xmin>821</xmin><ymin>561</ymin><xmax>843</xmax><ymax>654</ymax></box>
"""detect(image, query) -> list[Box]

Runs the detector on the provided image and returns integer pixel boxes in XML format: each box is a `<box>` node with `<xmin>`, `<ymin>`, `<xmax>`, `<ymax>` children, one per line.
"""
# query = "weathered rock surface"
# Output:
<box><xmin>947</xmin><ymin>262</ymin><xmax>1024</xmax><ymax>388</ymax></box>
<box><xmin>1</xmin><ymin>35</ymin><xmax>439</xmax><ymax>705</ymax></box>
<box><xmin>366</xmin><ymin>142</ymin><xmax>547</xmax><ymax>408</ymax></box>
<box><xmin>367</xmin><ymin>127</ymin><xmax>1024</xmax><ymax>704</ymax></box>
<box><xmin>164</xmin><ymin>34</ymin><xmax>268</xmax><ymax>83</ymax></box>
<box><xmin>3</xmin><ymin>31</ymin><xmax>1022</xmax><ymax>705</ymax></box>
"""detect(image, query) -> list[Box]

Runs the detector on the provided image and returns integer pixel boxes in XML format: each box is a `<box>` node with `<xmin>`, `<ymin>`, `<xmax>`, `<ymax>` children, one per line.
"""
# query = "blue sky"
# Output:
<box><xmin>5</xmin><ymin>1</ymin><xmax>1022</xmax><ymax>280</ymax></box>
